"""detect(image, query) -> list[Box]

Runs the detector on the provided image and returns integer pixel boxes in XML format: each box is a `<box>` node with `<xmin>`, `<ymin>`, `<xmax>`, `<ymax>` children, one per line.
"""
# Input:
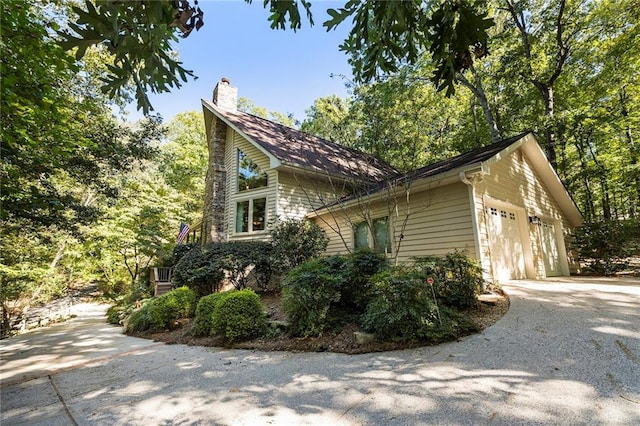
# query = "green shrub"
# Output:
<box><xmin>214</xmin><ymin>241</ymin><xmax>273</xmax><ymax>290</ymax></box>
<box><xmin>270</xmin><ymin>218</ymin><xmax>329</xmax><ymax>273</ymax></box>
<box><xmin>413</xmin><ymin>251</ymin><xmax>483</xmax><ymax>309</ymax></box>
<box><xmin>362</xmin><ymin>268</ymin><xmax>440</xmax><ymax>342</ymax></box>
<box><xmin>124</xmin><ymin>287</ymin><xmax>196</xmax><ymax>332</ymax></box>
<box><xmin>124</xmin><ymin>303</ymin><xmax>153</xmax><ymax>333</ymax></box>
<box><xmin>211</xmin><ymin>289</ymin><xmax>266</xmax><ymax>341</ymax></box>
<box><xmin>574</xmin><ymin>219</ymin><xmax>640</xmax><ymax>275</ymax></box>
<box><xmin>340</xmin><ymin>249</ymin><xmax>389</xmax><ymax>311</ymax></box>
<box><xmin>172</xmin><ymin>242</ymin><xmax>273</xmax><ymax>295</ymax></box>
<box><xmin>281</xmin><ymin>257</ymin><xmax>346</xmax><ymax>337</ymax></box>
<box><xmin>281</xmin><ymin>251</ymin><xmax>388</xmax><ymax>337</ymax></box>
<box><xmin>171</xmin><ymin>242</ymin><xmax>198</xmax><ymax>266</ymax></box>
<box><xmin>192</xmin><ymin>292</ymin><xmax>231</xmax><ymax>337</ymax></box>
<box><xmin>172</xmin><ymin>245</ymin><xmax>225</xmax><ymax>297</ymax></box>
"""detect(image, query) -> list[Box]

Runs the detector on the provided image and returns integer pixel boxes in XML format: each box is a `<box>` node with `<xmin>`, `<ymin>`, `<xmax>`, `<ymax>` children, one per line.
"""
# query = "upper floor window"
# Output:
<box><xmin>353</xmin><ymin>217</ymin><xmax>391</xmax><ymax>254</ymax></box>
<box><xmin>238</xmin><ymin>149</ymin><xmax>268</xmax><ymax>191</ymax></box>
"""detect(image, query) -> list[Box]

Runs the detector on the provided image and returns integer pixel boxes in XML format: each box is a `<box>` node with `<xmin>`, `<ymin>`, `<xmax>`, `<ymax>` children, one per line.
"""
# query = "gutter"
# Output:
<box><xmin>307</xmin><ymin>163</ymin><xmax>487</xmax><ymax>218</ymax></box>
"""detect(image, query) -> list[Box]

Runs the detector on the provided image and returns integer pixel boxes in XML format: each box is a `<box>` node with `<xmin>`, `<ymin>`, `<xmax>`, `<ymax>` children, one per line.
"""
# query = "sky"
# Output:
<box><xmin>127</xmin><ymin>0</ymin><xmax>354</xmax><ymax>124</ymax></box>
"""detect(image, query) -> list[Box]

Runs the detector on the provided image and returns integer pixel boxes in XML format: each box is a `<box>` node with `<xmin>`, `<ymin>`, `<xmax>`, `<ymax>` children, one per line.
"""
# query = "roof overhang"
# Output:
<box><xmin>202</xmin><ymin>99</ymin><xmax>282</xmax><ymax>169</ymax></box>
<box><xmin>308</xmin><ymin>133</ymin><xmax>583</xmax><ymax>227</ymax></box>
<box><xmin>518</xmin><ymin>134</ymin><xmax>583</xmax><ymax>227</ymax></box>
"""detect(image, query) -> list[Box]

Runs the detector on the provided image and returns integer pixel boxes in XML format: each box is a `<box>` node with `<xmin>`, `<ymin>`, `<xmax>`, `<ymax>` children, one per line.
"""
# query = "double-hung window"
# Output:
<box><xmin>353</xmin><ymin>217</ymin><xmax>391</xmax><ymax>254</ymax></box>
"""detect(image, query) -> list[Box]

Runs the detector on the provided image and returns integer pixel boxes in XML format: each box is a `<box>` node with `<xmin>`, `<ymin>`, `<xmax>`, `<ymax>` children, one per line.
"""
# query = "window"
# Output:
<box><xmin>353</xmin><ymin>217</ymin><xmax>391</xmax><ymax>254</ymax></box>
<box><xmin>238</xmin><ymin>149</ymin><xmax>268</xmax><ymax>191</ymax></box>
<box><xmin>235</xmin><ymin>198</ymin><xmax>266</xmax><ymax>233</ymax></box>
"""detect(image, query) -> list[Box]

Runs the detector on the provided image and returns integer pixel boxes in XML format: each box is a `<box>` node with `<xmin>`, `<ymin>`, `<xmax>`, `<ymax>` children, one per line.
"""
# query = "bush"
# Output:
<box><xmin>339</xmin><ymin>249</ymin><xmax>389</xmax><ymax>311</ymax></box>
<box><xmin>214</xmin><ymin>241</ymin><xmax>273</xmax><ymax>290</ymax></box>
<box><xmin>172</xmin><ymin>242</ymin><xmax>273</xmax><ymax>295</ymax></box>
<box><xmin>211</xmin><ymin>289</ymin><xmax>266</xmax><ymax>341</ymax></box>
<box><xmin>362</xmin><ymin>268</ymin><xmax>440</xmax><ymax>342</ymax></box>
<box><xmin>172</xmin><ymin>245</ymin><xmax>225</xmax><ymax>297</ymax></box>
<box><xmin>574</xmin><ymin>219</ymin><xmax>640</xmax><ymax>275</ymax></box>
<box><xmin>124</xmin><ymin>303</ymin><xmax>153</xmax><ymax>333</ymax></box>
<box><xmin>192</xmin><ymin>292</ymin><xmax>231</xmax><ymax>337</ymax></box>
<box><xmin>270</xmin><ymin>218</ymin><xmax>329</xmax><ymax>272</ymax></box>
<box><xmin>281</xmin><ymin>257</ymin><xmax>346</xmax><ymax>337</ymax></box>
<box><xmin>413</xmin><ymin>251</ymin><xmax>483</xmax><ymax>309</ymax></box>
<box><xmin>281</xmin><ymin>251</ymin><xmax>388</xmax><ymax>337</ymax></box>
<box><xmin>124</xmin><ymin>287</ymin><xmax>196</xmax><ymax>333</ymax></box>
<box><xmin>171</xmin><ymin>242</ymin><xmax>199</xmax><ymax>266</ymax></box>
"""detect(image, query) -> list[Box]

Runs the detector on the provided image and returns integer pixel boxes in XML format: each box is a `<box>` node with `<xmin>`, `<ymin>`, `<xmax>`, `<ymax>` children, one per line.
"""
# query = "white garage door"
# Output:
<box><xmin>486</xmin><ymin>205</ymin><xmax>526</xmax><ymax>280</ymax></box>
<box><xmin>540</xmin><ymin>220</ymin><xmax>561</xmax><ymax>276</ymax></box>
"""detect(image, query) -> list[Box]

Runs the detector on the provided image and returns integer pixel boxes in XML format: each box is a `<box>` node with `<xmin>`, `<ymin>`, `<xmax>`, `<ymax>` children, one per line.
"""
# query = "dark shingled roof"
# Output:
<box><xmin>319</xmin><ymin>132</ymin><xmax>532</xmax><ymax>209</ymax></box>
<box><xmin>203</xmin><ymin>100</ymin><xmax>398</xmax><ymax>182</ymax></box>
<box><xmin>400</xmin><ymin>131</ymin><xmax>531</xmax><ymax>183</ymax></box>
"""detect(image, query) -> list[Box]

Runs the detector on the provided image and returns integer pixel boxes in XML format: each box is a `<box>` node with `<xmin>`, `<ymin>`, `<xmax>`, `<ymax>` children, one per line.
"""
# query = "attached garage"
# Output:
<box><xmin>310</xmin><ymin>132</ymin><xmax>583</xmax><ymax>282</ymax></box>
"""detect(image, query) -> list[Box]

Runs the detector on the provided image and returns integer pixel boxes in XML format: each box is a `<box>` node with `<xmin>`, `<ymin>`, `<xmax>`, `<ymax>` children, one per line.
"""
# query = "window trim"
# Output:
<box><xmin>353</xmin><ymin>216</ymin><xmax>392</xmax><ymax>255</ymax></box>
<box><xmin>234</xmin><ymin>196</ymin><xmax>268</xmax><ymax>234</ymax></box>
<box><xmin>237</xmin><ymin>148</ymin><xmax>268</xmax><ymax>192</ymax></box>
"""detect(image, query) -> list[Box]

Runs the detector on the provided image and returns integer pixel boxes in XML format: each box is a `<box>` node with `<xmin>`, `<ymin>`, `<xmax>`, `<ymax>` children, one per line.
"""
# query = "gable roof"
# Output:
<box><xmin>310</xmin><ymin>132</ymin><xmax>583</xmax><ymax>227</ymax></box>
<box><xmin>401</xmin><ymin>132</ymin><xmax>530</xmax><ymax>183</ymax></box>
<box><xmin>202</xmin><ymin>100</ymin><xmax>398</xmax><ymax>182</ymax></box>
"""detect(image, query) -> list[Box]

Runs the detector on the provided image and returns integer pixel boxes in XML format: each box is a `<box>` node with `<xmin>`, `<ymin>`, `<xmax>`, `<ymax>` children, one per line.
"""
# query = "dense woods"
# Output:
<box><xmin>1</xmin><ymin>0</ymin><xmax>638</xmax><ymax>334</ymax></box>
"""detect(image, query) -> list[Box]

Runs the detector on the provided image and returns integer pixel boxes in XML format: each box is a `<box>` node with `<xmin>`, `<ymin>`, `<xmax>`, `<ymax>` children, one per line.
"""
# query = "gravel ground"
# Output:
<box><xmin>1</xmin><ymin>277</ymin><xmax>639</xmax><ymax>425</ymax></box>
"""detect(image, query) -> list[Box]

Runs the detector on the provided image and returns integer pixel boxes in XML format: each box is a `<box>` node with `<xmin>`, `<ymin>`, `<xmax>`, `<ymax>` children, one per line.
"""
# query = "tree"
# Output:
<box><xmin>1</xmin><ymin>2</ymin><xmax>157</xmax><ymax>233</ymax></box>
<box><xmin>60</xmin><ymin>0</ymin><xmax>494</xmax><ymax>114</ymax></box>
<box><xmin>160</xmin><ymin>111</ymin><xmax>208</xmax><ymax>217</ymax></box>
<box><xmin>238</xmin><ymin>97</ymin><xmax>298</xmax><ymax>127</ymax></box>
<box><xmin>300</xmin><ymin>95</ymin><xmax>358</xmax><ymax>144</ymax></box>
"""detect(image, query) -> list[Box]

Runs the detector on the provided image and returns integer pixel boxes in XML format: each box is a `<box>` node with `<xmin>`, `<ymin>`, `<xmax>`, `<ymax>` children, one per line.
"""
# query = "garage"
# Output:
<box><xmin>486</xmin><ymin>205</ymin><xmax>527</xmax><ymax>280</ymax></box>
<box><xmin>539</xmin><ymin>219</ymin><xmax>562</xmax><ymax>276</ymax></box>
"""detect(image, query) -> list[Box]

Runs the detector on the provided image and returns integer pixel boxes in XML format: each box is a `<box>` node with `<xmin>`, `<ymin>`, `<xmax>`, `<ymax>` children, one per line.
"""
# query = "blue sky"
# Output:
<box><xmin>128</xmin><ymin>0</ymin><xmax>354</xmax><ymax>124</ymax></box>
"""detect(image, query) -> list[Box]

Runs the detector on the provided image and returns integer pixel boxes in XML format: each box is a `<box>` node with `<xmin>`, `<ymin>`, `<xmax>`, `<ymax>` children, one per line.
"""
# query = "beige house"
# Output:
<box><xmin>201</xmin><ymin>78</ymin><xmax>583</xmax><ymax>282</ymax></box>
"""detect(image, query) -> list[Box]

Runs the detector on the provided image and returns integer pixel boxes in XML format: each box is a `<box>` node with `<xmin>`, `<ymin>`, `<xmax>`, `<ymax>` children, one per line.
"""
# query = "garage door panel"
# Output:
<box><xmin>540</xmin><ymin>220</ymin><xmax>561</xmax><ymax>276</ymax></box>
<box><xmin>486</xmin><ymin>205</ymin><xmax>526</xmax><ymax>280</ymax></box>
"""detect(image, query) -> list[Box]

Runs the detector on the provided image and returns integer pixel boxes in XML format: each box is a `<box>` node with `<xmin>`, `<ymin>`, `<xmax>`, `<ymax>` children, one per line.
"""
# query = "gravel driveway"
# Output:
<box><xmin>1</xmin><ymin>277</ymin><xmax>639</xmax><ymax>425</ymax></box>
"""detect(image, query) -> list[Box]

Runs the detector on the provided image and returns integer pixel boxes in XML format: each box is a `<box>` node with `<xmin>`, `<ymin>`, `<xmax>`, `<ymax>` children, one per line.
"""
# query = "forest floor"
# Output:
<box><xmin>131</xmin><ymin>288</ymin><xmax>510</xmax><ymax>354</ymax></box>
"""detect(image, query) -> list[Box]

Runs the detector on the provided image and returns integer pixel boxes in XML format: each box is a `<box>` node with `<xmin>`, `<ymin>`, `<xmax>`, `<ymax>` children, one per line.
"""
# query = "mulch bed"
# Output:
<box><xmin>130</xmin><ymin>289</ymin><xmax>510</xmax><ymax>354</ymax></box>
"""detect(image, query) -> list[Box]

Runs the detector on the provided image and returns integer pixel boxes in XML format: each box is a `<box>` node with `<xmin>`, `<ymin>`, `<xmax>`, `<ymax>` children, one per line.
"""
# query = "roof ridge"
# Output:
<box><xmin>235</xmin><ymin>109</ymin><xmax>398</xmax><ymax>173</ymax></box>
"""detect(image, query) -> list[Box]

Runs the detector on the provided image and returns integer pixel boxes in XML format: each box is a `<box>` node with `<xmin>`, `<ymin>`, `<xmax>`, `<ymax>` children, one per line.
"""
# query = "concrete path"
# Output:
<box><xmin>1</xmin><ymin>277</ymin><xmax>639</xmax><ymax>425</ymax></box>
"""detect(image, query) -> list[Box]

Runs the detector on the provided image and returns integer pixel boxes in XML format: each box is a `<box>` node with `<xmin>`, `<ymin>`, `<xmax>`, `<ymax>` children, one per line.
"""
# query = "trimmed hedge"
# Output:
<box><xmin>211</xmin><ymin>289</ymin><xmax>266</xmax><ymax>341</ymax></box>
<box><xmin>191</xmin><ymin>292</ymin><xmax>230</xmax><ymax>337</ymax></box>
<box><xmin>124</xmin><ymin>287</ymin><xmax>196</xmax><ymax>333</ymax></box>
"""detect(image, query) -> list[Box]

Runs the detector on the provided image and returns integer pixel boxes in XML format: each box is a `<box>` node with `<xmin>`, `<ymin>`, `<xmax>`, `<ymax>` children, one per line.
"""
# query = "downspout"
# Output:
<box><xmin>459</xmin><ymin>169</ymin><xmax>489</xmax><ymax>286</ymax></box>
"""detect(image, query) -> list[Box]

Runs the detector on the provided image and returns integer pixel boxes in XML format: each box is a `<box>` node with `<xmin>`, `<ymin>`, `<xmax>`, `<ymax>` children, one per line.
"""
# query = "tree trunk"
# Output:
<box><xmin>534</xmin><ymin>82</ymin><xmax>558</xmax><ymax>170</ymax></box>
<box><xmin>456</xmin><ymin>66</ymin><xmax>502</xmax><ymax>143</ymax></box>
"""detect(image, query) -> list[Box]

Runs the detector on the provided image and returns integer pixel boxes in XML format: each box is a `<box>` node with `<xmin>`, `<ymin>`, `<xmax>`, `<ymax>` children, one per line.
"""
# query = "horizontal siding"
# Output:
<box><xmin>475</xmin><ymin>148</ymin><xmax>574</xmax><ymax>278</ymax></box>
<box><xmin>277</xmin><ymin>172</ymin><xmax>345</xmax><ymax>221</ymax></box>
<box><xmin>395</xmin><ymin>183</ymin><xmax>475</xmax><ymax>262</ymax></box>
<box><xmin>226</xmin><ymin>132</ymin><xmax>277</xmax><ymax>241</ymax></box>
<box><xmin>315</xmin><ymin>182</ymin><xmax>476</xmax><ymax>262</ymax></box>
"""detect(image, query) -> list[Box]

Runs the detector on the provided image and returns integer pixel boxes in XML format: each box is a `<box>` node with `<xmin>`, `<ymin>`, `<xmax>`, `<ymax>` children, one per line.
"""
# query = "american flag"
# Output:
<box><xmin>177</xmin><ymin>222</ymin><xmax>190</xmax><ymax>244</ymax></box>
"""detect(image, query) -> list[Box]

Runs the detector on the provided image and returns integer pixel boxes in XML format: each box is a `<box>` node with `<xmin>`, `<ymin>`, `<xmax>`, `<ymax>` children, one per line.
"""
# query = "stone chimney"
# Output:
<box><xmin>212</xmin><ymin>77</ymin><xmax>238</xmax><ymax>111</ymax></box>
<box><xmin>203</xmin><ymin>78</ymin><xmax>236</xmax><ymax>244</ymax></box>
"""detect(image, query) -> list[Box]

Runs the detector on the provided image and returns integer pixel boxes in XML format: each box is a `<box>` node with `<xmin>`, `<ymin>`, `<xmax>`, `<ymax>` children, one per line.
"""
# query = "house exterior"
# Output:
<box><xmin>201</xmin><ymin>78</ymin><xmax>583</xmax><ymax>282</ymax></box>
